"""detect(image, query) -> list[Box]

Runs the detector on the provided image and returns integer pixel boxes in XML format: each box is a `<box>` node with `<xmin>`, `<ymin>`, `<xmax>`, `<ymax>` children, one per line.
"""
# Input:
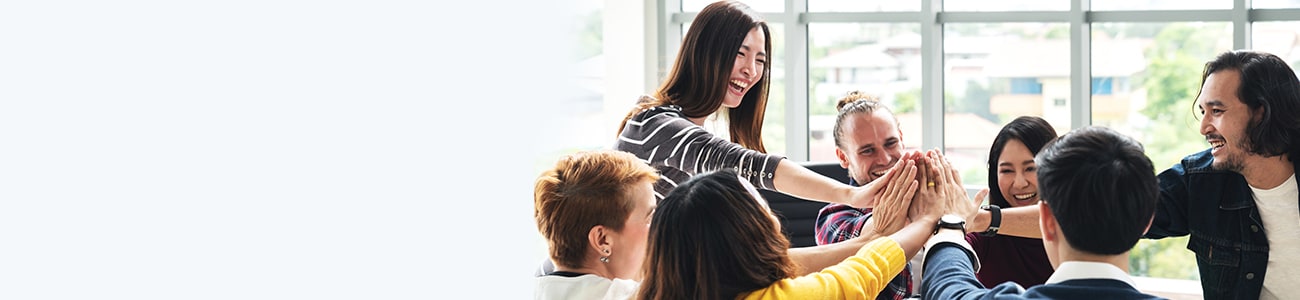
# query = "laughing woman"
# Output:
<box><xmin>967</xmin><ymin>116</ymin><xmax>1058</xmax><ymax>288</ymax></box>
<box><xmin>615</xmin><ymin>0</ymin><xmax>886</xmax><ymax>210</ymax></box>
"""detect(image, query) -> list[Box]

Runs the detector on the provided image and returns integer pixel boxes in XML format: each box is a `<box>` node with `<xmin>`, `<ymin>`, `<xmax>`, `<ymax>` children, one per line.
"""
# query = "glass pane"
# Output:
<box><xmin>1255</xmin><ymin>0</ymin><xmax>1300</xmax><ymax>8</ymax></box>
<box><xmin>945</xmin><ymin>0</ymin><xmax>1068</xmax><ymax>11</ymax></box>
<box><xmin>943</xmin><ymin>23</ymin><xmax>1069</xmax><ymax>189</ymax></box>
<box><xmin>1092</xmin><ymin>0</ymin><xmax>1227</xmax><ymax>10</ymax></box>
<box><xmin>807</xmin><ymin>23</ymin><xmax>923</xmax><ymax>163</ymax></box>
<box><xmin>684</xmin><ymin>0</ymin><xmax>784</xmax><ymax>12</ymax></box>
<box><xmin>809</xmin><ymin>0</ymin><xmax>920</xmax><ymax>12</ymax></box>
<box><xmin>763</xmin><ymin>23</ymin><xmax>788</xmax><ymax>156</ymax></box>
<box><xmin>1253</xmin><ymin>22</ymin><xmax>1300</xmax><ymax>74</ymax></box>
<box><xmin>1093</xmin><ymin>22</ymin><xmax>1231</xmax><ymax>285</ymax></box>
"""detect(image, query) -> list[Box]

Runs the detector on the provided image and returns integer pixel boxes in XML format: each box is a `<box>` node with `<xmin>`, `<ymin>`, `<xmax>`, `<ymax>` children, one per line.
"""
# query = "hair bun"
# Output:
<box><xmin>835</xmin><ymin>91</ymin><xmax>879</xmax><ymax>111</ymax></box>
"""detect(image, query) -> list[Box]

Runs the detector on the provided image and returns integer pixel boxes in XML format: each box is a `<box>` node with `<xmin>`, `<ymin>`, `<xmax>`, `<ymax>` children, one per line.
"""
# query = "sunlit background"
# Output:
<box><xmin>537</xmin><ymin>0</ymin><xmax>1300</xmax><ymax>298</ymax></box>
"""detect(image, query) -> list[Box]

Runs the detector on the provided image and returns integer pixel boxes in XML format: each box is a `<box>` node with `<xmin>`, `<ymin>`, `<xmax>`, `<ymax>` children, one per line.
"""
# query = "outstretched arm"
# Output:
<box><xmin>774</xmin><ymin>152</ymin><xmax>921</xmax><ymax>208</ymax></box>
<box><xmin>789</xmin><ymin>159</ymin><xmax>918</xmax><ymax>274</ymax></box>
<box><xmin>968</xmin><ymin>206</ymin><xmax>1042</xmax><ymax>238</ymax></box>
<box><xmin>921</xmin><ymin>229</ymin><xmax>990</xmax><ymax>300</ymax></box>
<box><xmin>773</xmin><ymin>159</ymin><xmax>857</xmax><ymax>206</ymax></box>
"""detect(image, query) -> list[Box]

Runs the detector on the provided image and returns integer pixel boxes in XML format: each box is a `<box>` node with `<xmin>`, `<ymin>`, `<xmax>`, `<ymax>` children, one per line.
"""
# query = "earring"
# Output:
<box><xmin>600</xmin><ymin>256</ymin><xmax>610</xmax><ymax>263</ymax></box>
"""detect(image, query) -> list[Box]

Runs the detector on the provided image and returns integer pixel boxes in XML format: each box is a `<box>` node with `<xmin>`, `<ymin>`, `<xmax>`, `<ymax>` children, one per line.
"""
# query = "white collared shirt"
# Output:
<box><xmin>1045</xmin><ymin>261</ymin><xmax>1137</xmax><ymax>289</ymax></box>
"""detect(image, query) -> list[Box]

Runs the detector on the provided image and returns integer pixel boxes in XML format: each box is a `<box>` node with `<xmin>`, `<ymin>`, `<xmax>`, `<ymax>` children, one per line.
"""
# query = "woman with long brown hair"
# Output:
<box><xmin>614</xmin><ymin>0</ymin><xmax>886</xmax><ymax>209</ymax></box>
<box><xmin>637</xmin><ymin>166</ymin><xmax>949</xmax><ymax>299</ymax></box>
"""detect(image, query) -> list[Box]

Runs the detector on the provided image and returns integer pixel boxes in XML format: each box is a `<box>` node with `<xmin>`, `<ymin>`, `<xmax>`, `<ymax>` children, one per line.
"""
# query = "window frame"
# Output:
<box><xmin>658</xmin><ymin>0</ymin><xmax>1300</xmax><ymax>161</ymax></box>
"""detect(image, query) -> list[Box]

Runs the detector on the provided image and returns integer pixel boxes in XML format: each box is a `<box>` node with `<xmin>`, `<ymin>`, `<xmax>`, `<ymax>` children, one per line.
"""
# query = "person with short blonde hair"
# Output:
<box><xmin>533</xmin><ymin>150</ymin><xmax>658</xmax><ymax>300</ymax></box>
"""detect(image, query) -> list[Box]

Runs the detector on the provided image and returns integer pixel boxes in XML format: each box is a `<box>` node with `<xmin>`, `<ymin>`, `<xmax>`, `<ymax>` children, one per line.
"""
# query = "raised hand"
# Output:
<box><xmin>908</xmin><ymin>149</ymin><xmax>943</xmax><ymax>220</ymax></box>
<box><xmin>870</xmin><ymin>154</ymin><xmax>919</xmax><ymax>235</ymax></box>
<box><xmin>851</xmin><ymin>151</ymin><xmax>919</xmax><ymax>208</ymax></box>
<box><xmin>922</xmin><ymin>150</ymin><xmax>982</xmax><ymax>220</ymax></box>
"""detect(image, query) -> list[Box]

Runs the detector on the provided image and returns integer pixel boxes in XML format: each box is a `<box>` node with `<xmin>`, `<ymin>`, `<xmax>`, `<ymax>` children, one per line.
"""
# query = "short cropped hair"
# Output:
<box><xmin>533</xmin><ymin>150</ymin><xmax>658</xmax><ymax>269</ymax></box>
<box><xmin>1035</xmin><ymin>126</ymin><xmax>1157</xmax><ymax>255</ymax></box>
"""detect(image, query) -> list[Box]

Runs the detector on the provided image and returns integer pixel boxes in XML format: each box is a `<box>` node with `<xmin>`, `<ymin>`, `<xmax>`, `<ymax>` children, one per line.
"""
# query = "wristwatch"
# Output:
<box><xmin>981</xmin><ymin>204</ymin><xmax>1001</xmax><ymax>237</ymax></box>
<box><xmin>935</xmin><ymin>214</ymin><xmax>967</xmax><ymax>235</ymax></box>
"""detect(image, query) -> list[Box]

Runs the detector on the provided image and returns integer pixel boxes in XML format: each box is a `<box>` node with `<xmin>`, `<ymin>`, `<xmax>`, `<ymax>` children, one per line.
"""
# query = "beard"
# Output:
<box><xmin>1212</xmin><ymin>139</ymin><xmax>1251</xmax><ymax>173</ymax></box>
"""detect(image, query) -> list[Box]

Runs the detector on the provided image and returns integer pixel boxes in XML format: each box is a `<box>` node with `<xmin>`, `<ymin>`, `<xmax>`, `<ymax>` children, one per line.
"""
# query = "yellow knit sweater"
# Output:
<box><xmin>738</xmin><ymin>237</ymin><xmax>906</xmax><ymax>300</ymax></box>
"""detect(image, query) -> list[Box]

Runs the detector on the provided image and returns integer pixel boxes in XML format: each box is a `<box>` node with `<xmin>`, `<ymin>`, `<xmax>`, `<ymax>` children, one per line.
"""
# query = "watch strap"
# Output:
<box><xmin>981</xmin><ymin>204</ymin><xmax>1001</xmax><ymax>237</ymax></box>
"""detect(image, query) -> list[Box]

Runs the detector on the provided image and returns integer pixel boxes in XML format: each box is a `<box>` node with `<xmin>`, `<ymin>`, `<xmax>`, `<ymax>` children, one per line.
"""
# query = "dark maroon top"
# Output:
<box><xmin>964</xmin><ymin>233</ymin><xmax>1054</xmax><ymax>288</ymax></box>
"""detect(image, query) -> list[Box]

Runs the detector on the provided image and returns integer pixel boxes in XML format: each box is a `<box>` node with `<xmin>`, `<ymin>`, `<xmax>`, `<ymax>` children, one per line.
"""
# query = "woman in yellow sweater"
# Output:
<box><xmin>637</xmin><ymin>152</ymin><xmax>967</xmax><ymax>299</ymax></box>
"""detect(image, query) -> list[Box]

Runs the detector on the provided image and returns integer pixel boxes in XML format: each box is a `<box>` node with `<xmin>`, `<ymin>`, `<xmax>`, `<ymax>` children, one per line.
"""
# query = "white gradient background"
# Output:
<box><xmin>0</xmin><ymin>1</ymin><xmax>575</xmax><ymax>298</ymax></box>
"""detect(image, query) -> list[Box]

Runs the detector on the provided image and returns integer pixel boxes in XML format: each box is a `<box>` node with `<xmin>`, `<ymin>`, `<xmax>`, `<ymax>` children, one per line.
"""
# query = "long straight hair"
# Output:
<box><xmin>637</xmin><ymin>170</ymin><xmax>795</xmax><ymax>300</ymax></box>
<box><xmin>618</xmin><ymin>0</ymin><xmax>772</xmax><ymax>152</ymax></box>
<box><xmin>986</xmin><ymin>116</ymin><xmax>1057</xmax><ymax>208</ymax></box>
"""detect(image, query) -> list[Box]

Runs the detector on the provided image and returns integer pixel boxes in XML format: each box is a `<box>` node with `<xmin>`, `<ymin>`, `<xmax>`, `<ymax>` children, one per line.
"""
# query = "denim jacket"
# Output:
<box><xmin>1145</xmin><ymin>149</ymin><xmax>1293</xmax><ymax>300</ymax></box>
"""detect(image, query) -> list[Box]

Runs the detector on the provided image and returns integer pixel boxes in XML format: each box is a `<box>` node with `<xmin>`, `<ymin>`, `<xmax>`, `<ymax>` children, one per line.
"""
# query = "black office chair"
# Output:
<box><xmin>757</xmin><ymin>162</ymin><xmax>850</xmax><ymax>248</ymax></box>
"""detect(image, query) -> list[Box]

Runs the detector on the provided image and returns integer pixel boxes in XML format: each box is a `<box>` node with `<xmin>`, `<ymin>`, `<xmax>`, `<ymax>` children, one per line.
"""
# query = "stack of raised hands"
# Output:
<box><xmin>867</xmin><ymin>150</ymin><xmax>988</xmax><ymax>236</ymax></box>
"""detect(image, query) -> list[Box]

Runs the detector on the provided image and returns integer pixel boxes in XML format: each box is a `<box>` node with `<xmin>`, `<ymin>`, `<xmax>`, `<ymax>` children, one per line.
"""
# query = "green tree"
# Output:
<box><xmin>895</xmin><ymin>88</ymin><xmax>919</xmax><ymax>113</ymax></box>
<box><xmin>1140</xmin><ymin>23</ymin><xmax>1221</xmax><ymax>174</ymax></box>
<box><xmin>1126</xmin><ymin>23</ymin><xmax>1225</xmax><ymax>280</ymax></box>
<box><xmin>810</xmin><ymin>93</ymin><xmax>840</xmax><ymax>116</ymax></box>
<box><xmin>957</xmin><ymin>80</ymin><xmax>997</xmax><ymax>123</ymax></box>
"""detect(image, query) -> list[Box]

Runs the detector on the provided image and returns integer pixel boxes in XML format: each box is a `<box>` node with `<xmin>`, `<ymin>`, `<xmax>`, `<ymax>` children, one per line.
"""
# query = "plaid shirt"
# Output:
<box><xmin>814</xmin><ymin>180</ymin><xmax>914</xmax><ymax>300</ymax></box>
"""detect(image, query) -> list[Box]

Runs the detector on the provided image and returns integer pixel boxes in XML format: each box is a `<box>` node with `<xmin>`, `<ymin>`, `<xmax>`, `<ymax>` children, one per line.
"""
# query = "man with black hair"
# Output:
<box><xmin>920</xmin><ymin>126</ymin><xmax>1164</xmax><ymax>299</ymax></box>
<box><xmin>1143</xmin><ymin>50</ymin><xmax>1300</xmax><ymax>299</ymax></box>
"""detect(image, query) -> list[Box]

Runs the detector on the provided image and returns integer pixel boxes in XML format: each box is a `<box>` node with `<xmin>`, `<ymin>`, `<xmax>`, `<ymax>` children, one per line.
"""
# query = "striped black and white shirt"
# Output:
<box><xmin>615</xmin><ymin>104</ymin><xmax>784</xmax><ymax>200</ymax></box>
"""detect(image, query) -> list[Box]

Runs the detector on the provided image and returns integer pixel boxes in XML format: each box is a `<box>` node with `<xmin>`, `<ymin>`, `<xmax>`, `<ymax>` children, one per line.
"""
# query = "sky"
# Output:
<box><xmin>0</xmin><ymin>1</ymin><xmax>582</xmax><ymax>298</ymax></box>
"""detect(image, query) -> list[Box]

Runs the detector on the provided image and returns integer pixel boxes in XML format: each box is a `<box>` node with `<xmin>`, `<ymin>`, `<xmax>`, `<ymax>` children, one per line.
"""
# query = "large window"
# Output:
<box><xmin>944</xmin><ymin>23</ymin><xmax>1070</xmax><ymax>188</ymax></box>
<box><xmin>1254</xmin><ymin>21</ymin><xmax>1300</xmax><ymax>72</ymax></box>
<box><xmin>1092</xmin><ymin>21</ymin><xmax>1233</xmax><ymax>285</ymax></box>
<box><xmin>808</xmin><ymin>23</ymin><xmax>922</xmax><ymax>162</ymax></box>
<box><xmin>640</xmin><ymin>0</ymin><xmax>1300</xmax><ymax>297</ymax></box>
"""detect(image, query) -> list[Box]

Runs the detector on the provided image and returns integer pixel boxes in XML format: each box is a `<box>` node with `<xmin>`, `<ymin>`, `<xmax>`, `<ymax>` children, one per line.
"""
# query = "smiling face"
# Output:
<box><xmin>722</xmin><ymin>27</ymin><xmax>767</xmax><ymax>109</ymax></box>
<box><xmin>609</xmin><ymin>181</ymin><xmax>656</xmax><ymax>280</ymax></box>
<box><xmin>997</xmin><ymin>139</ymin><xmax>1039</xmax><ymax>207</ymax></box>
<box><xmin>835</xmin><ymin>110</ymin><xmax>904</xmax><ymax>184</ymax></box>
<box><xmin>1198</xmin><ymin>69</ymin><xmax>1256</xmax><ymax>173</ymax></box>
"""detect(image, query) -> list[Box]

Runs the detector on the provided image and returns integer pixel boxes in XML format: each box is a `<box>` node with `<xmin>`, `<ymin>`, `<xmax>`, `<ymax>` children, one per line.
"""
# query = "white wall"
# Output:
<box><xmin>1</xmin><ymin>1</ymin><xmax>582</xmax><ymax>298</ymax></box>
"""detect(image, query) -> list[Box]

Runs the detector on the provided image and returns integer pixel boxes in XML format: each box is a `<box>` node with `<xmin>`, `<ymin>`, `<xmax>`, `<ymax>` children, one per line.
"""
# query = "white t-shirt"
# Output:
<box><xmin>535</xmin><ymin>273</ymin><xmax>639</xmax><ymax>300</ymax></box>
<box><xmin>1250</xmin><ymin>173</ymin><xmax>1300</xmax><ymax>300</ymax></box>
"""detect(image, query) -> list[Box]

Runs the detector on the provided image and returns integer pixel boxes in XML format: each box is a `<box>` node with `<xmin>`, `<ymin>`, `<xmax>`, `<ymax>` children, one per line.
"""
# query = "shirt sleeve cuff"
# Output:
<box><xmin>924</xmin><ymin>230</ymin><xmax>980</xmax><ymax>272</ymax></box>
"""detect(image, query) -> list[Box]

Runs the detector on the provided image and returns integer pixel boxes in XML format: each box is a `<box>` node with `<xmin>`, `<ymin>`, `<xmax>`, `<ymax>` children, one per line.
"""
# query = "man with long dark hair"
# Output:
<box><xmin>1143</xmin><ymin>50</ymin><xmax>1300</xmax><ymax>299</ymax></box>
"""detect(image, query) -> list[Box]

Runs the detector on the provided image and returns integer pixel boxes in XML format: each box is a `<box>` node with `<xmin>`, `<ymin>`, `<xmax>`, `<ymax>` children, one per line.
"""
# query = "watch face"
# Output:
<box><xmin>939</xmin><ymin>214</ymin><xmax>965</xmax><ymax>230</ymax></box>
